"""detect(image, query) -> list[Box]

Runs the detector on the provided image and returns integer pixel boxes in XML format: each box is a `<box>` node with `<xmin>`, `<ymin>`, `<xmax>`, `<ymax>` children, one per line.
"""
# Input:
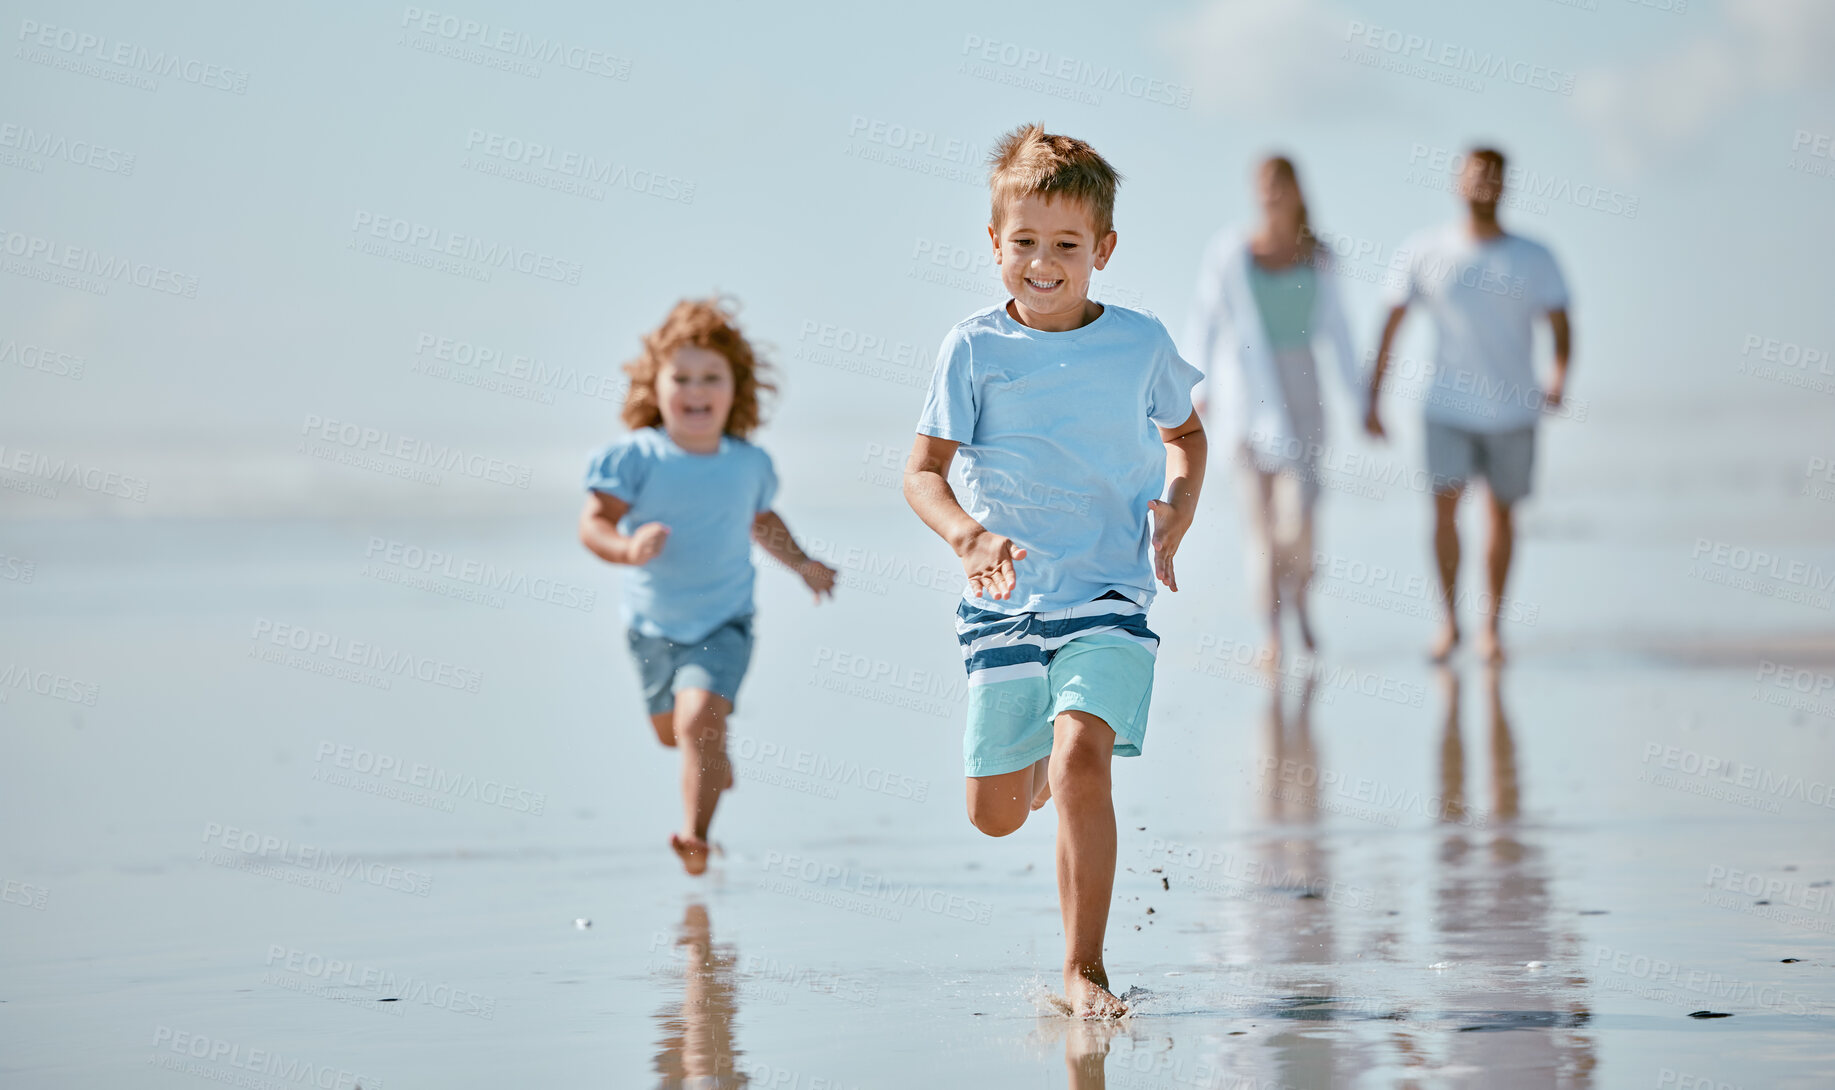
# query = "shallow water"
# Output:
<box><xmin>3</xmin><ymin>474</ymin><xmax>1833</xmax><ymax>1087</ymax></box>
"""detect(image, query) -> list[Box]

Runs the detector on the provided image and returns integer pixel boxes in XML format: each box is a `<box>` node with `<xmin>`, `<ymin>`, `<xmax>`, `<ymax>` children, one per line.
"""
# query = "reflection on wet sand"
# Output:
<box><xmin>652</xmin><ymin>902</ymin><xmax>748</xmax><ymax>1089</ymax></box>
<box><xmin>1242</xmin><ymin>671</ymin><xmax>1361</xmax><ymax>1087</ymax></box>
<box><xmin>1431</xmin><ymin>665</ymin><xmax>1595</xmax><ymax>1087</ymax></box>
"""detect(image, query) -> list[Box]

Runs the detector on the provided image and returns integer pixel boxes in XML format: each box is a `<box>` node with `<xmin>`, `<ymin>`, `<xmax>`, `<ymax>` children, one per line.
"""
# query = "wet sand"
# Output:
<box><xmin>3</xmin><ymin>450</ymin><xmax>1834</xmax><ymax>1088</ymax></box>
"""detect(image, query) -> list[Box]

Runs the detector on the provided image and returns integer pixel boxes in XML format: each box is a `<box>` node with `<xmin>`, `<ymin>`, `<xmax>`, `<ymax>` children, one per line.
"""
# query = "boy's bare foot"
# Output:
<box><xmin>1029</xmin><ymin>755</ymin><xmax>1052</xmax><ymax>810</ymax></box>
<box><xmin>669</xmin><ymin>832</ymin><xmax>710</xmax><ymax>876</ymax></box>
<box><xmin>1429</xmin><ymin>622</ymin><xmax>1460</xmax><ymax>663</ymax></box>
<box><xmin>1475</xmin><ymin>627</ymin><xmax>1505</xmax><ymax>664</ymax></box>
<box><xmin>1064</xmin><ymin>964</ymin><xmax>1128</xmax><ymax>1019</ymax></box>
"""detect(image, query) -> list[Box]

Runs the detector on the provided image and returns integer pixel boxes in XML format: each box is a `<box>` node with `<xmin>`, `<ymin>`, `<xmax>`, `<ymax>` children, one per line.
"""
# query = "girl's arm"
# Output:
<box><xmin>578</xmin><ymin>492</ymin><xmax>667</xmax><ymax>565</ymax></box>
<box><xmin>752</xmin><ymin>510</ymin><xmax>836</xmax><ymax>602</ymax></box>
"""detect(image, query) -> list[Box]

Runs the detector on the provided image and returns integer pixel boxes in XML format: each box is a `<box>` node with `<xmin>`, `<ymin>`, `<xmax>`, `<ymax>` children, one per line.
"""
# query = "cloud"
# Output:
<box><xmin>1157</xmin><ymin>0</ymin><xmax>1366</xmax><ymax>118</ymax></box>
<box><xmin>1573</xmin><ymin>0</ymin><xmax>1835</xmax><ymax>173</ymax></box>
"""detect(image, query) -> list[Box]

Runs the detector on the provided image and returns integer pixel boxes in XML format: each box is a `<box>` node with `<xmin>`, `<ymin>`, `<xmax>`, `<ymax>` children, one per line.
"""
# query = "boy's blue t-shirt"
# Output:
<box><xmin>583</xmin><ymin>427</ymin><xmax>777</xmax><ymax>643</ymax></box>
<box><xmin>916</xmin><ymin>302</ymin><xmax>1202</xmax><ymax>615</ymax></box>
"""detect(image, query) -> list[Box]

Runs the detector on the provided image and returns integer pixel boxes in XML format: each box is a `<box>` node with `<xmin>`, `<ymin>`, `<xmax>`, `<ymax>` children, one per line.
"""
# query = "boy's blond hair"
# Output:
<box><xmin>987</xmin><ymin>123</ymin><xmax>1122</xmax><ymax>238</ymax></box>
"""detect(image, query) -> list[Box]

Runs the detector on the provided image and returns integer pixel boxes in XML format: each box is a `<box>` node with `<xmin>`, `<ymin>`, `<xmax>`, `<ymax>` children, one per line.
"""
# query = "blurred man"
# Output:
<box><xmin>1365</xmin><ymin>148</ymin><xmax>1572</xmax><ymax>663</ymax></box>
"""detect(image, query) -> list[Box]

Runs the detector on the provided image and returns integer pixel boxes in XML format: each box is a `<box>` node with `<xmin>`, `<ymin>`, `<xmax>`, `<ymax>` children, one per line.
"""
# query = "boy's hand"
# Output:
<box><xmin>626</xmin><ymin>522</ymin><xmax>669</xmax><ymax>564</ymax></box>
<box><xmin>799</xmin><ymin>559</ymin><xmax>838</xmax><ymax>603</ymax></box>
<box><xmin>958</xmin><ymin>530</ymin><xmax>1027</xmax><ymax>600</ymax></box>
<box><xmin>1147</xmin><ymin>499</ymin><xmax>1192</xmax><ymax>592</ymax></box>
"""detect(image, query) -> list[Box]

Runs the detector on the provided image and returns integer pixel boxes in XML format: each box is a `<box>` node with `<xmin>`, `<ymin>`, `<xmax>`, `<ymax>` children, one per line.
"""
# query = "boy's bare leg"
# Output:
<box><xmin>1030</xmin><ymin>754</ymin><xmax>1053</xmax><ymax>810</ymax></box>
<box><xmin>966</xmin><ymin>766</ymin><xmax>1036</xmax><ymax>837</ymax></box>
<box><xmin>1476</xmin><ymin>490</ymin><xmax>1515</xmax><ymax>664</ymax></box>
<box><xmin>1430</xmin><ymin>487</ymin><xmax>1464</xmax><ymax>661</ymax></box>
<box><xmin>1052</xmin><ymin>710</ymin><xmax>1125</xmax><ymax>1018</ymax></box>
<box><xmin>671</xmin><ymin>688</ymin><xmax>732</xmax><ymax>875</ymax></box>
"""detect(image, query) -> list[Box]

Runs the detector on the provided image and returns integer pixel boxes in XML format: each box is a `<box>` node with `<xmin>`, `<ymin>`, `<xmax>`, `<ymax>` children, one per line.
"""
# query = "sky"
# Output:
<box><xmin>2</xmin><ymin>0</ymin><xmax>1833</xmax><ymax>517</ymax></box>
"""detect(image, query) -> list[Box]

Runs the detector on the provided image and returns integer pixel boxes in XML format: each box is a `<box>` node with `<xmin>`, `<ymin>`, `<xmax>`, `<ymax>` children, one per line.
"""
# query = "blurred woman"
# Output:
<box><xmin>1184</xmin><ymin>156</ymin><xmax>1365</xmax><ymax>662</ymax></box>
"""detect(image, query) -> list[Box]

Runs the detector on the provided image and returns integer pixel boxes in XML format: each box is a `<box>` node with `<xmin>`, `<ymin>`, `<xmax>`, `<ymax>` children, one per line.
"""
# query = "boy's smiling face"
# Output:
<box><xmin>656</xmin><ymin>345</ymin><xmax>734</xmax><ymax>452</ymax></box>
<box><xmin>989</xmin><ymin>193</ymin><xmax>1116</xmax><ymax>332</ymax></box>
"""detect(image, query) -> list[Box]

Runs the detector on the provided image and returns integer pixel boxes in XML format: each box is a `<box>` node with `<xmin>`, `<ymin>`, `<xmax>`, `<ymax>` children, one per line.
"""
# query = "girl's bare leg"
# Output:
<box><xmin>670</xmin><ymin>688</ymin><xmax>731</xmax><ymax>875</ymax></box>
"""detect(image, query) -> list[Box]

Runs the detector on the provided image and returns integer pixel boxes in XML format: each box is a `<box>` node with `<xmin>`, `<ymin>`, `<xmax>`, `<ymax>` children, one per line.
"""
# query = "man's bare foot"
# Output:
<box><xmin>1065</xmin><ymin>964</ymin><xmax>1128</xmax><ymax>1019</ymax></box>
<box><xmin>669</xmin><ymin>832</ymin><xmax>710</xmax><ymax>876</ymax></box>
<box><xmin>1475</xmin><ymin>627</ymin><xmax>1505</xmax><ymax>664</ymax></box>
<box><xmin>1429</xmin><ymin>622</ymin><xmax>1460</xmax><ymax>663</ymax></box>
<box><xmin>1029</xmin><ymin>755</ymin><xmax>1052</xmax><ymax>810</ymax></box>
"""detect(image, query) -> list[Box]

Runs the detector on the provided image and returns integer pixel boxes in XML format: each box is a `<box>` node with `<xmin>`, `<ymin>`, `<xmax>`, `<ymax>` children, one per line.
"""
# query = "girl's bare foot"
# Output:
<box><xmin>1064</xmin><ymin>964</ymin><xmax>1128</xmax><ymax>1019</ymax></box>
<box><xmin>669</xmin><ymin>832</ymin><xmax>710</xmax><ymax>876</ymax></box>
<box><xmin>1029</xmin><ymin>755</ymin><xmax>1052</xmax><ymax>810</ymax></box>
<box><xmin>1429</xmin><ymin>622</ymin><xmax>1460</xmax><ymax>663</ymax></box>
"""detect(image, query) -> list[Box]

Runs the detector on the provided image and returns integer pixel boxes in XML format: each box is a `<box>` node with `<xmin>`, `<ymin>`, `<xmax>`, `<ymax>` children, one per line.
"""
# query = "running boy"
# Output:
<box><xmin>903</xmin><ymin>125</ymin><xmax>1207</xmax><ymax>1017</ymax></box>
<box><xmin>580</xmin><ymin>298</ymin><xmax>836</xmax><ymax>876</ymax></box>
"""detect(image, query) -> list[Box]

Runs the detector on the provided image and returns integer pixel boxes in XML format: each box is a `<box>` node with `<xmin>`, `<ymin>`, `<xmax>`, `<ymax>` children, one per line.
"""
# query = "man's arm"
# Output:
<box><xmin>1543</xmin><ymin>308</ymin><xmax>1572</xmax><ymax>408</ymax></box>
<box><xmin>1149</xmin><ymin>410</ymin><xmax>1206</xmax><ymax>593</ymax></box>
<box><xmin>578</xmin><ymin>492</ymin><xmax>666</xmax><ymax>565</ymax></box>
<box><xmin>1364</xmin><ymin>303</ymin><xmax>1410</xmax><ymax>439</ymax></box>
<box><xmin>752</xmin><ymin>509</ymin><xmax>836</xmax><ymax>601</ymax></box>
<box><xmin>902</xmin><ymin>433</ymin><xmax>1026</xmax><ymax>600</ymax></box>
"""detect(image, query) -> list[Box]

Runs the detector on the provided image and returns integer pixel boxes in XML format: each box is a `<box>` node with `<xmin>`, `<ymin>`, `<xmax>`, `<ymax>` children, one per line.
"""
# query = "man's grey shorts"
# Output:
<box><xmin>627</xmin><ymin>615</ymin><xmax>754</xmax><ymax>716</ymax></box>
<box><xmin>1425</xmin><ymin>421</ymin><xmax>1536</xmax><ymax>504</ymax></box>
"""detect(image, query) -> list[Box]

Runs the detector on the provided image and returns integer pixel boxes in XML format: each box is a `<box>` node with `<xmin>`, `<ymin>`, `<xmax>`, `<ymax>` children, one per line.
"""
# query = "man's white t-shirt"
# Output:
<box><xmin>1387</xmin><ymin>224</ymin><xmax>1569</xmax><ymax>433</ymax></box>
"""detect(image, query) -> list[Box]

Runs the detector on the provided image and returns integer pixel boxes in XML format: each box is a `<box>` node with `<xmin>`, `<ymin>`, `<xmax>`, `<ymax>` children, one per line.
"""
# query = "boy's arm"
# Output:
<box><xmin>752</xmin><ymin>510</ymin><xmax>836</xmax><ymax>602</ymax></box>
<box><xmin>1543</xmin><ymin>308</ymin><xmax>1572</xmax><ymax>408</ymax></box>
<box><xmin>1148</xmin><ymin>410</ymin><xmax>1207</xmax><ymax>593</ymax></box>
<box><xmin>578</xmin><ymin>492</ymin><xmax>666</xmax><ymax>565</ymax></box>
<box><xmin>902</xmin><ymin>434</ymin><xmax>1026</xmax><ymax>600</ymax></box>
<box><xmin>1364</xmin><ymin>303</ymin><xmax>1410</xmax><ymax>439</ymax></box>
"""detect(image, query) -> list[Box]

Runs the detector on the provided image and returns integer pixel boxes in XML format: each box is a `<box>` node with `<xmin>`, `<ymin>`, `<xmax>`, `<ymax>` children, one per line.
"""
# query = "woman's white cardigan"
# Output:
<box><xmin>1181</xmin><ymin>227</ymin><xmax>1367</xmax><ymax>463</ymax></box>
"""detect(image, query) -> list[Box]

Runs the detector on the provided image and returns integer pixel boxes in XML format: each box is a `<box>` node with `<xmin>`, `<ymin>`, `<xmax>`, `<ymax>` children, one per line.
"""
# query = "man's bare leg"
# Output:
<box><xmin>1430</xmin><ymin>486</ymin><xmax>1464</xmax><ymax>661</ymax></box>
<box><xmin>1052</xmin><ymin>710</ymin><xmax>1126</xmax><ymax>1018</ymax></box>
<box><xmin>1476</xmin><ymin>489</ymin><xmax>1515</xmax><ymax>664</ymax></box>
<box><xmin>670</xmin><ymin>688</ymin><xmax>732</xmax><ymax>875</ymax></box>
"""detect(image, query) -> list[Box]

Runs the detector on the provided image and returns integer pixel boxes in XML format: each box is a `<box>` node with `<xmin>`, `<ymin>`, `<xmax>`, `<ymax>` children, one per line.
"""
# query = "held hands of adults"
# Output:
<box><xmin>1541</xmin><ymin>376</ymin><xmax>1566</xmax><ymax>411</ymax></box>
<box><xmin>627</xmin><ymin>521</ymin><xmax>670</xmax><ymax>564</ymax></box>
<box><xmin>958</xmin><ymin>528</ymin><xmax>1026</xmax><ymax>600</ymax></box>
<box><xmin>1363</xmin><ymin>404</ymin><xmax>1387</xmax><ymax>441</ymax></box>
<box><xmin>1148</xmin><ymin>499</ymin><xmax>1190</xmax><ymax>592</ymax></box>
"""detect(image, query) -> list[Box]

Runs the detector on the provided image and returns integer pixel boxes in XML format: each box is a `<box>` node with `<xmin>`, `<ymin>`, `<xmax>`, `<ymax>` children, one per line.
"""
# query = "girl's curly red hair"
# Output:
<box><xmin>621</xmin><ymin>297</ymin><xmax>776</xmax><ymax>438</ymax></box>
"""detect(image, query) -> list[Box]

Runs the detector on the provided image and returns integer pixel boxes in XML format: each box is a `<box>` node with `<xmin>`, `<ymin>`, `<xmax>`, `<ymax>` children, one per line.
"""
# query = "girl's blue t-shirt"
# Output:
<box><xmin>916</xmin><ymin>302</ymin><xmax>1202</xmax><ymax>615</ymax></box>
<box><xmin>583</xmin><ymin>427</ymin><xmax>777</xmax><ymax>643</ymax></box>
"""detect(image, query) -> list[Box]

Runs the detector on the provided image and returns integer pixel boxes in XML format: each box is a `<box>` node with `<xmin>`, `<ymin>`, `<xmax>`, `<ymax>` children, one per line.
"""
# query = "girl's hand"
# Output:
<box><xmin>627</xmin><ymin>522</ymin><xmax>670</xmax><ymax>565</ymax></box>
<box><xmin>959</xmin><ymin>530</ymin><xmax>1027</xmax><ymax>600</ymax></box>
<box><xmin>799</xmin><ymin>559</ymin><xmax>837</xmax><ymax>603</ymax></box>
<box><xmin>1148</xmin><ymin>499</ymin><xmax>1191</xmax><ymax>592</ymax></box>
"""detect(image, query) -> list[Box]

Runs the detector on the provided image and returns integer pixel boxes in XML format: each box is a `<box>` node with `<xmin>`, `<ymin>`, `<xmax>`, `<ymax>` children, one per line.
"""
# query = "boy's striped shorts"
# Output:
<box><xmin>952</xmin><ymin>590</ymin><xmax>1159</xmax><ymax>777</ymax></box>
